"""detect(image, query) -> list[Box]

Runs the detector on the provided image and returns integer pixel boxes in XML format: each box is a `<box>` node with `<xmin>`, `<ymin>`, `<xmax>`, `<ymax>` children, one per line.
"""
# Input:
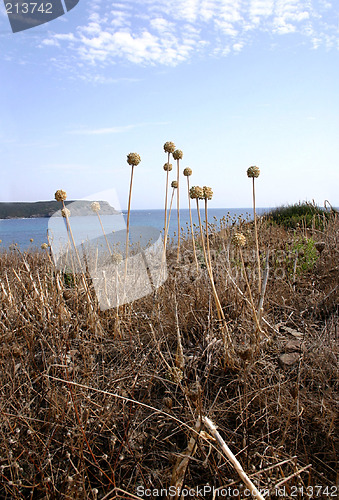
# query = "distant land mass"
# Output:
<box><xmin>0</xmin><ymin>201</ymin><xmax>121</xmax><ymax>219</ymax></box>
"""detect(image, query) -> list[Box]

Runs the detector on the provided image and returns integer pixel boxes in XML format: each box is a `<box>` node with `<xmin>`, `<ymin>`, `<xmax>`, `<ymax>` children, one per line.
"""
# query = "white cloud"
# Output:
<box><xmin>68</xmin><ymin>121</ymin><xmax>168</xmax><ymax>135</ymax></box>
<box><xmin>39</xmin><ymin>0</ymin><xmax>339</xmax><ymax>68</ymax></box>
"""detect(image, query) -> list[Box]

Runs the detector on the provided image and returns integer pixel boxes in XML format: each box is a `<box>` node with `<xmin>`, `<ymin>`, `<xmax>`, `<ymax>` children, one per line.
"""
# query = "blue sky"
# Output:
<box><xmin>0</xmin><ymin>0</ymin><xmax>338</xmax><ymax>209</ymax></box>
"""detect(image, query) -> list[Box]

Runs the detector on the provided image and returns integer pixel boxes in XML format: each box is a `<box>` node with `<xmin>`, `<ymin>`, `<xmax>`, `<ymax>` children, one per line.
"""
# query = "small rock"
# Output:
<box><xmin>279</xmin><ymin>352</ymin><xmax>300</xmax><ymax>368</ymax></box>
<box><xmin>285</xmin><ymin>339</ymin><xmax>304</xmax><ymax>352</ymax></box>
<box><xmin>280</xmin><ymin>326</ymin><xmax>304</xmax><ymax>339</ymax></box>
<box><xmin>315</xmin><ymin>241</ymin><xmax>325</xmax><ymax>254</ymax></box>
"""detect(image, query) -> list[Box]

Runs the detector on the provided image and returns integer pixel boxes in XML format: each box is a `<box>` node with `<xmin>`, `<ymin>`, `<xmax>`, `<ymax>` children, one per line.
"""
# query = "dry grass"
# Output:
<box><xmin>0</xmin><ymin>212</ymin><xmax>338</xmax><ymax>499</ymax></box>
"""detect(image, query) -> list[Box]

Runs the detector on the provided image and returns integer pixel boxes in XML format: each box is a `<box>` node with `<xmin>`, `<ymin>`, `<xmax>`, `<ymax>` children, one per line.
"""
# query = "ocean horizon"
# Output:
<box><xmin>0</xmin><ymin>207</ymin><xmax>269</xmax><ymax>250</ymax></box>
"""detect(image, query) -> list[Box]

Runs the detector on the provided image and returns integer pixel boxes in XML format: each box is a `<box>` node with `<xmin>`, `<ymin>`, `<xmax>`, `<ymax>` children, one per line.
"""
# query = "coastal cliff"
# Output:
<box><xmin>0</xmin><ymin>200</ymin><xmax>121</xmax><ymax>219</ymax></box>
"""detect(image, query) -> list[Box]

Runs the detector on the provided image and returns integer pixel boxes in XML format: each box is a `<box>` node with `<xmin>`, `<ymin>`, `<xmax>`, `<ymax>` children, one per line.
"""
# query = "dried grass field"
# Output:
<box><xmin>0</xmin><ymin>205</ymin><xmax>338</xmax><ymax>499</ymax></box>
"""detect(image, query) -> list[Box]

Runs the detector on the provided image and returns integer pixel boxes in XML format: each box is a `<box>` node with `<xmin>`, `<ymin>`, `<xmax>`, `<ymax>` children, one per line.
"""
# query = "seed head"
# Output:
<box><xmin>112</xmin><ymin>252</ymin><xmax>123</xmax><ymax>265</ymax></box>
<box><xmin>61</xmin><ymin>208</ymin><xmax>71</xmax><ymax>218</ymax></box>
<box><xmin>189</xmin><ymin>186</ymin><xmax>204</xmax><ymax>199</ymax></box>
<box><xmin>232</xmin><ymin>232</ymin><xmax>247</xmax><ymax>247</ymax></box>
<box><xmin>171</xmin><ymin>181</ymin><xmax>178</xmax><ymax>188</ymax></box>
<box><xmin>163</xmin><ymin>162</ymin><xmax>173</xmax><ymax>172</ymax></box>
<box><xmin>247</xmin><ymin>166</ymin><xmax>260</xmax><ymax>178</ymax></box>
<box><xmin>91</xmin><ymin>201</ymin><xmax>101</xmax><ymax>213</ymax></box>
<box><xmin>41</xmin><ymin>243</ymin><xmax>49</xmax><ymax>250</ymax></box>
<box><xmin>127</xmin><ymin>153</ymin><xmax>141</xmax><ymax>166</ymax></box>
<box><xmin>173</xmin><ymin>149</ymin><xmax>183</xmax><ymax>160</ymax></box>
<box><xmin>30</xmin><ymin>238</ymin><xmax>34</xmax><ymax>243</ymax></box>
<box><xmin>183</xmin><ymin>167</ymin><xmax>192</xmax><ymax>176</ymax></box>
<box><xmin>55</xmin><ymin>189</ymin><xmax>67</xmax><ymax>202</ymax></box>
<box><xmin>203</xmin><ymin>186</ymin><xmax>213</xmax><ymax>200</ymax></box>
<box><xmin>164</xmin><ymin>141</ymin><xmax>176</xmax><ymax>154</ymax></box>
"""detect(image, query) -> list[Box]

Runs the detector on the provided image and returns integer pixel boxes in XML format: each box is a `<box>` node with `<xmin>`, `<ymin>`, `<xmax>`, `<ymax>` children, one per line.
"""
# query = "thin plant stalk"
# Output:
<box><xmin>187</xmin><ymin>177</ymin><xmax>199</xmax><ymax>272</ymax></box>
<box><xmin>252</xmin><ymin>177</ymin><xmax>261</xmax><ymax>295</ymax></box>
<box><xmin>61</xmin><ymin>201</ymin><xmax>95</xmax><ymax>313</ymax></box>
<box><xmin>157</xmin><ymin>186</ymin><xmax>176</xmax><ymax>287</ymax></box>
<box><xmin>176</xmin><ymin>159</ymin><xmax>180</xmax><ymax>262</ymax></box>
<box><xmin>204</xmin><ymin>198</ymin><xmax>213</xmax><ymax>273</ymax></box>
<box><xmin>94</xmin><ymin>210</ymin><xmax>122</xmax><ymax>334</ymax></box>
<box><xmin>124</xmin><ymin>165</ymin><xmax>135</xmax><ymax>281</ymax></box>
<box><xmin>196</xmin><ymin>198</ymin><xmax>235</xmax><ymax>365</ymax></box>
<box><xmin>238</xmin><ymin>246</ymin><xmax>264</xmax><ymax>340</ymax></box>
<box><xmin>96</xmin><ymin>212</ymin><xmax>112</xmax><ymax>256</ymax></box>
<box><xmin>162</xmin><ymin>187</ymin><xmax>176</xmax><ymax>260</ymax></box>
<box><xmin>164</xmin><ymin>152</ymin><xmax>170</xmax><ymax>238</ymax></box>
<box><xmin>196</xmin><ymin>198</ymin><xmax>223</xmax><ymax>322</ymax></box>
<box><xmin>202</xmin><ymin>416</ymin><xmax>265</xmax><ymax>500</ymax></box>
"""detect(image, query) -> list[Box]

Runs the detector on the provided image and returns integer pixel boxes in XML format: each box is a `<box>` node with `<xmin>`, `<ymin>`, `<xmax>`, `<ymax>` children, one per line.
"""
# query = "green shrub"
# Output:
<box><xmin>286</xmin><ymin>237</ymin><xmax>318</xmax><ymax>276</ymax></box>
<box><xmin>265</xmin><ymin>201</ymin><xmax>337</xmax><ymax>230</ymax></box>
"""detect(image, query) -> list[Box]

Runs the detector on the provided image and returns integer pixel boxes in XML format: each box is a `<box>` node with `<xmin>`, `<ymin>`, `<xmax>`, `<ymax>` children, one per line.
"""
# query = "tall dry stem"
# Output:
<box><xmin>164</xmin><ymin>153</ymin><xmax>171</xmax><ymax>237</ymax></box>
<box><xmin>204</xmin><ymin>198</ymin><xmax>213</xmax><ymax>273</ymax></box>
<box><xmin>124</xmin><ymin>164</ymin><xmax>135</xmax><ymax>280</ymax></box>
<box><xmin>176</xmin><ymin>158</ymin><xmax>180</xmax><ymax>262</ymax></box>
<box><xmin>186</xmin><ymin>176</ymin><xmax>199</xmax><ymax>272</ymax></box>
<box><xmin>252</xmin><ymin>177</ymin><xmax>261</xmax><ymax>295</ymax></box>
<box><xmin>173</xmin><ymin>149</ymin><xmax>183</xmax><ymax>262</ymax></box>
<box><xmin>60</xmin><ymin>201</ymin><xmax>95</xmax><ymax>313</ymax></box>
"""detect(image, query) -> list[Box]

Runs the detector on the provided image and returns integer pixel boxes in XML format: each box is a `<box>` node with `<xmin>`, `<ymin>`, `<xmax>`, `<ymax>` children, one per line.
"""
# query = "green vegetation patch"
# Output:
<box><xmin>264</xmin><ymin>201</ymin><xmax>337</xmax><ymax>230</ymax></box>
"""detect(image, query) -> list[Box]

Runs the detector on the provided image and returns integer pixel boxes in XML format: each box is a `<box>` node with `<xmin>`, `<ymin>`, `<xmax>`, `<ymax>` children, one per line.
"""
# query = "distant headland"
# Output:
<box><xmin>0</xmin><ymin>200</ymin><xmax>121</xmax><ymax>219</ymax></box>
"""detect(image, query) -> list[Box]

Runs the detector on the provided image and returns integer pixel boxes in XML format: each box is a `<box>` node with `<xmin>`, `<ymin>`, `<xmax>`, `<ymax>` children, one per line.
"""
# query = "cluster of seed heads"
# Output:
<box><xmin>126</xmin><ymin>153</ymin><xmax>141</xmax><ymax>166</ymax></box>
<box><xmin>232</xmin><ymin>232</ymin><xmax>247</xmax><ymax>247</ymax></box>
<box><xmin>247</xmin><ymin>166</ymin><xmax>260</xmax><ymax>178</ymax></box>
<box><xmin>61</xmin><ymin>208</ymin><xmax>71</xmax><ymax>218</ymax></box>
<box><xmin>173</xmin><ymin>149</ymin><xmax>183</xmax><ymax>160</ymax></box>
<box><xmin>41</xmin><ymin>243</ymin><xmax>49</xmax><ymax>250</ymax></box>
<box><xmin>203</xmin><ymin>186</ymin><xmax>213</xmax><ymax>200</ymax></box>
<box><xmin>163</xmin><ymin>141</ymin><xmax>176</xmax><ymax>154</ymax></box>
<box><xmin>163</xmin><ymin>163</ymin><xmax>173</xmax><ymax>171</ymax></box>
<box><xmin>90</xmin><ymin>201</ymin><xmax>101</xmax><ymax>213</ymax></box>
<box><xmin>112</xmin><ymin>252</ymin><xmax>123</xmax><ymax>265</ymax></box>
<box><xmin>183</xmin><ymin>167</ymin><xmax>192</xmax><ymax>176</ymax></box>
<box><xmin>189</xmin><ymin>186</ymin><xmax>204</xmax><ymax>200</ymax></box>
<box><xmin>55</xmin><ymin>189</ymin><xmax>67</xmax><ymax>202</ymax></box>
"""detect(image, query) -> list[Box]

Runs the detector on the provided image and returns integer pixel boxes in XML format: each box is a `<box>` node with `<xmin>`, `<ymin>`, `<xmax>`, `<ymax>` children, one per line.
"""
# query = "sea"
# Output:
<box><xmin>0</xmin><ymin>208</ymin><xmax>268</xmax><ymax>251</ymax></box>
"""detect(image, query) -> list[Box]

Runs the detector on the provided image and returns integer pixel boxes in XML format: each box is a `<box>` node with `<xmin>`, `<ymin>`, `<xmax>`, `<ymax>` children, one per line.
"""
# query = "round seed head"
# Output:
<box><xmin>127</xmin><ymin>152</ymin><xmax>141</xmax><ymax>166</ymax></box>
<box><xmin>30</xmin><ymin>238</ymin><xmax>34</xmax><ymax>242</ymax></box>
<box><xmin>189</xmin><ymin>186</ymin><xmax>197</xmax><ymax>199</ymax></box>
<box><xmin>232</xmin><ymin>232</ymin><xmax>247</xmax><ymax>247</ymax></box>
<box><xmin>61</xmin><ymin>208</ymin><xmax>71</xmax><ymax>218</ymax></box>
<box><xmin>55</xmin><ymin>189</ymin><xmax>67</xmax><ymax>202</ymax></box>
<box><xmin>164</xmin><ymin>141</ymin><xmax>176</xmax><ymax>153</ymax></box>
<box><xmin>41</xmin><ymin>243</ymin><xmax>49</xmax><ymax>250</ymax></box>
<box><xmin>112</xmin><ymin>252</ymin><xmax>123</xmax><ymax>265</ymax></box>
<box><xmin>196</xmin><ymin>186</ymin><xmax>204</xmax><ymax>199</ymax></box>
<box><xmin>163</xmin><ymin>162</ymin><xmax>173</xmax><ymax>172</ymax></box>
<box><xmin>169</xmin><ymin>366</ymin><xmax>183</xmax><ymax>383</ymax></box>
<box><xmin>189</xmin><ymin>186</ymin><xmax>204</xmax><ymax>199</ymax></box>
<box><xmin>171</xmin><ymin>180</ymin><xmax>178</xmax><ymax>188</ymax></box>
<box><xmin>247</xmin><ymin>166</ymin><xmax>260</xmax><ymax>178</ymax></box>
<box><xmin>203</xmin><ymin>186</ymin><xmax>213</xmax><ymax>200</ymax></box>
<box><xmin>173</xmin><ymin>149</ymin><xmax>183</xmax><ymax>160</ymax></box>
<box><xmin>91</xmin><ymin>201</ymin><xmax>101</xmax><ymax>213</ymax></box>
<box><xmin>183</xmin><ymin>167</ymin><xmax>192</xmax><ymax>176</ymax></box>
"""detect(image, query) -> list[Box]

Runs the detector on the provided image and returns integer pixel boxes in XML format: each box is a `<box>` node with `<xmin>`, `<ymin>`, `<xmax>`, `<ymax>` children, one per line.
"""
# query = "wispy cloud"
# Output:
<box><xmin>43</xmin><ymin>163</ymin><xmax>92</xmax><ymax>172</ymax></box>
<box><xmin>39</xmin><ymin>0</ymin><xmax>339</xmax><ymax>68</ymax></box>
<box><xmin>68</xmin><ymin>121</ymin><xmax>169</xmax><ymax>135</ymax></box>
